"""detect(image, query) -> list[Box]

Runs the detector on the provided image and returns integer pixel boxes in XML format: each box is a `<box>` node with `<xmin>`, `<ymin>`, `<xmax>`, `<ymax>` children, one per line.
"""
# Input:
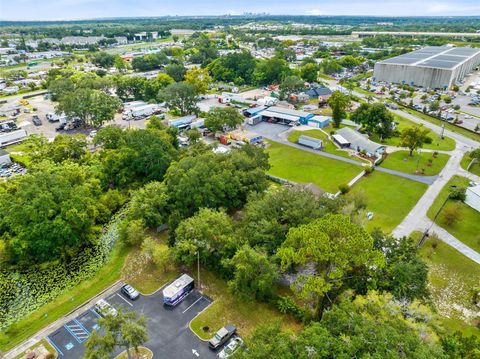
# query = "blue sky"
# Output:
<box><xmin>2</xmin><ymin>0</ymin><xmax>480</xmax><ymax>21</ymax></box>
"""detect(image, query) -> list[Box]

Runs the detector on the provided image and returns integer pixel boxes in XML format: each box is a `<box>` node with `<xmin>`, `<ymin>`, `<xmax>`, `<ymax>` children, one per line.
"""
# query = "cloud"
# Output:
<box><xmin>426</xmin><ymin>2</ymin><xmax>480</xmax><ymax>13</ymax></box>
<box><xmin>306</xmin><ymin>9</ymin><xmax>324</xmax><ymax>15</ymax></box>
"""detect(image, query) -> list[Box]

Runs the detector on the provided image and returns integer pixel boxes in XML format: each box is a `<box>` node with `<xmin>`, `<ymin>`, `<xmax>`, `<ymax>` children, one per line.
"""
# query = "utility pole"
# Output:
<box><xmin>197</xmin><ymin>250</ymin><xmax>201</xmax><ymax>291</ymax></box>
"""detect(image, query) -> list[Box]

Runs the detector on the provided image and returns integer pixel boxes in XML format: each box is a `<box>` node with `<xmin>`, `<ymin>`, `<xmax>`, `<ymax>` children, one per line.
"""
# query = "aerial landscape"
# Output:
<box><xmin>1</xmin><ymin>1</ymin><xmax>480</xmax><ymax>358</ymax></box>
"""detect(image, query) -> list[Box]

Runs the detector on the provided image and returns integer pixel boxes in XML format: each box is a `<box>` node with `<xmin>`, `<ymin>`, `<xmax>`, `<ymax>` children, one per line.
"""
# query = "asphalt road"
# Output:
<box><xmin>47</xmin><ymin>287</ymin><xmax>217</xmax><ymax>359</ymax></box>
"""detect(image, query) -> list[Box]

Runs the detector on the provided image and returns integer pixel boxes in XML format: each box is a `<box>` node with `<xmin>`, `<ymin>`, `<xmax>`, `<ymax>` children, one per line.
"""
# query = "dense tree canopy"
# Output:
<box><xmin>351</xmin><ymin>102</ymin><xmax>395</xmax><ymax>139</ymax></box>
<box><xmin>204</xmin><ymin>106</ymin><xmax>244</xmax><ymax>132</ymax></box>
<box><xmin>327</xmin><ymin>90</ymin><xmax>350</xmax><ymax>128</ymax></box>
<box><xmin>277</xmin><ymin>214</ymin><xmax>385</xmax><ymax>317</ymax></box>
<box><xmin>0</xmin><ymin>162</ymin><xmax>108</xmax><ymax>264</ymax></box>
<box><xmin>158</xmin><ymin>82</ymin><xmax>199</xmax><ymax>115</ymax></box>
<box><xmin>207</xmin><ymin>51</ymin><xmax>256</xmax><ymax>85</ymax></box>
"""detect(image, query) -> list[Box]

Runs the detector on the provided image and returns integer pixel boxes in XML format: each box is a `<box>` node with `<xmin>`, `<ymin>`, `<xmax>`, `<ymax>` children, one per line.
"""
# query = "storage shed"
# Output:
<box><xmin>307</xmin><ymin>115</ymin><xmax>331</xmax><ymax>128</ymax></box>
<box><xmin>298</xmin><ymin>135</ymin><xmax>323</xmax><ymax>150</ymax></box>
<box><xmin>0</xmin><ymin>129</ymin><xmax>27</xmax><ymax>147</ymax></box>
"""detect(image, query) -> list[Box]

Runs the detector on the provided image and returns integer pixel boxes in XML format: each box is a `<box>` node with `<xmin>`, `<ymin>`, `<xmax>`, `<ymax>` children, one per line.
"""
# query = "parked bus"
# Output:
<box><xmin>162</xmin><ymin>274</ymin><xmax>194</xmax><ymax>306</ymax></box>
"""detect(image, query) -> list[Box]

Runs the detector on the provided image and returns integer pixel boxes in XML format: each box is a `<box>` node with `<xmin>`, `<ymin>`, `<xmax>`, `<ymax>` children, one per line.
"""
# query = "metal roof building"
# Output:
<box><xmin>336</xmin><ymin>128</ymin><xmax>386</xmax><ymax>158</ymax></box>
<box><xmin>373</xmin><ymin>46</ymin><xmax>480</xmax><ymax>89</ymax></box>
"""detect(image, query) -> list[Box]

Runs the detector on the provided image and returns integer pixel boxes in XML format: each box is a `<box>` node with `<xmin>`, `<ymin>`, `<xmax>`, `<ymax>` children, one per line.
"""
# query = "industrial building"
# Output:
<box><xmin>373</xmin><ymin>46</ymin><xmax>480</xmax><ymax>89</ymax></box>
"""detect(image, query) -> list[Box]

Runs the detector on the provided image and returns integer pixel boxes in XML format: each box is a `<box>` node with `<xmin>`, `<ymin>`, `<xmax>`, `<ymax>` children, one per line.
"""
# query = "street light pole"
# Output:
<box><xmin>197</xmin><ymin>250</ymin><xmax>201</xmax><ymax>291</ymax></box>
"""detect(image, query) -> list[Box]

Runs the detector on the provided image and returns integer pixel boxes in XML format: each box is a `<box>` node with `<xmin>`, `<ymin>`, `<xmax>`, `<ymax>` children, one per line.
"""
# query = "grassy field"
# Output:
<box><xmin>402</xmin><ymin>107</ymin><xmax>480</xmax><ymax>143</ymax></box>
<box><xmin>380</xmin><ymin>150</ymin><xmax>450</xmax><ymax>176</ymax></box>
<box><xmin>460</xmin><ymin>152</ymin><xmax>480</xmax><ymax>176</ymax></box>
<box><xmin>427</xmin><ymin>176</ymin><xmax>480</xmax><ymax>253</ymax></box>
<box><xmin>266</xmin><ymin>140</ymin><xmax>363</xmax><ymax>193</ymax></box>
<box><xmin>189</xmin><ymin>271</ymin><xmax>302</xmax><ymax>341</ymax></box>
<box><xmin>0</xmin><ymin>245</ymin><xmax>129</xmax><ymax>352</ymax></box>
<box><xmin>370</xmin><ymin>113</ymin><xmax>456</xmax><ymax>151</ymax></box>
<box><xmin>348</xmin><ymin>171</ymin><xmax>428</xmax><ymax>233</ymax></box>
<box><xmin>417</xmin><ymin>232</ymin><xmax>480</xmax><ymax>336</ymax></box>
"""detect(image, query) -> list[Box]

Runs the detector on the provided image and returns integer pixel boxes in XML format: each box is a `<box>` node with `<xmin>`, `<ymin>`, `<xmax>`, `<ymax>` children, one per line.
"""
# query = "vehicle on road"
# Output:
<box><xmin>121</xmin><ymin>284</ymin><xmax>140</xmax><ymax>300</ymax></box>
<box><xmin>94</xmin><ymin>299</ymin><xmax>118</xmax><ymax>317</ymax></box>
<box><xmin>218</xmin><ymin>337</ymin><xmax>244</xmax><ymax>358</ymax></box>
<box><xmin>32</xmin><ymin>115</ymin><xmax>42</xmax><ymax>126</ymax></box>
<box><xmin>208</xmin><ymin>324</ymin><xmax>236</xmax><ymax>349</ymax></box>
<box><xmin>163</xmin><ymin>274</ymin><xmax>195</xmax><ymax>306</ymax></box>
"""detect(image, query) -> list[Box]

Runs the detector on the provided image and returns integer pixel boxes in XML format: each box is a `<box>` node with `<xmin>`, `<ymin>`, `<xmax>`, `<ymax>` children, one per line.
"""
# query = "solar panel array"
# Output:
<box><xmin>379</xmin><ymin>46</ymin><xmax>480</xmax><ymax>69</ymax></box>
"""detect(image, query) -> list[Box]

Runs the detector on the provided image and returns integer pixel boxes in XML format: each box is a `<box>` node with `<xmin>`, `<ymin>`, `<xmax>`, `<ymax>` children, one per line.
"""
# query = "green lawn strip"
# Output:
<box><xmin>427</xmin><ymin>176</ymin><xmax>480</xmax><ymax>253</ymax></box>
<box><xmin>287</xmin><ymin>129</ymin><xmax>359</xmax><ymax>161</ymax></box>
<box><xmin>265</xmin><ymin>140</ymin><xmax>363</xmax><ymax>193</ymax></box>
<box><xmin>460</xmin><ymin>152</ymin><xmax>480</xmax><ymax>176</ymax></box>
<box><xmin>369</xmin><ymin>113</ymin><xmax>456</xmax><ymax>151</ymax></box>
<box><xmin>380</xmin><ymin>150</ymin><xmax>449</xmax><ymax>176</ymax></box>
<box><xmin>13</xmin><ymin>338</ymin><xmax>57</xmax><ymax>359</ymax></box>
<box><xmin>402</xmin><ymin>107</ymin><xmax>480</xmax><ymax>143</ymax></box>
<box><xmin>0</xmin><ymin>245</ymin><xmax>129</xmax><ymax>352</ymax></box>
<box><xmin>348</xmin><ymin>171</ymin><xmax>428</xmax><ymax>233</ymax></box>
<box><xmin>415</xmin><ymin>231</ymin><xmax>480</xmax><ymax>336</ymax></box>
<box><xmin>189</xmin><ymin>271</ymin><xmax>302</xmax><ymax>341</ymax></box>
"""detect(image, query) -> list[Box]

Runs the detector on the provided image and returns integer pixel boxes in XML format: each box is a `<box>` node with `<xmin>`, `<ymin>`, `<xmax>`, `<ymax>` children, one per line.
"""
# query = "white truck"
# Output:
<box><xmin>123</xmin><ymin>104</ymin><xmax>160</xmax><ymax>120</ymax></box>
<box><xmin>46</xmin><ymin>112</ymin><xmax>68</xmax><ymax>124</ymax></box>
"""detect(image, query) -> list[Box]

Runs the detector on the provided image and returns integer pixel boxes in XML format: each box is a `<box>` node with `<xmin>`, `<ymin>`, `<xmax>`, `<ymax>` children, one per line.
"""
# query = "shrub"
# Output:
<box><xmin>338</xmin><ymin>183</ymin><xmax>350</xmax><ymax>194</ymax></box>
<box><xmin>442</xmin><ymin>205</ymin><xmax>462</xmax><ymax>227</ymax></box>
<box><xmin>141</xmin><ymin>237</ymin><xmax>173</xmax><ymax>273</ymax></box>
<box><xmin>118</xmin><ymin>219</ymin><xmax>147</xmax><ymax>247</ymax></box>
<box><xmin>364</xmin><ymin>165</ymin><xmax>374</xmax><ymax>174</ymax></box>
<box><xmin>449</xmin><ymin>187</ymin><xmax>466</xmax><ymax>201</ymax></box>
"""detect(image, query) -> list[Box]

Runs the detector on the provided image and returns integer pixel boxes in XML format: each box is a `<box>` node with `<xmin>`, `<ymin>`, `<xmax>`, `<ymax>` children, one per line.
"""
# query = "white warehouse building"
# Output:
<box><xmin>374</xmin><ymin>46</ymin><xmax>480</xmax><ymax>89</ymax></box>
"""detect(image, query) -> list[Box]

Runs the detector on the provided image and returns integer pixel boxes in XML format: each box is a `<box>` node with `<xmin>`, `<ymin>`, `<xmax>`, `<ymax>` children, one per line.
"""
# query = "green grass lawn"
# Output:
<box><xmin>266</xmin><ymin>140</ymin><xmax>363</xmax><ymax>193</ymax></box>
<box><xmin>189</xmin><ymin>271</ymin><xmax>302</xmax><ymax>341</ymax></box>
<box><xmin>348</xmin><ymin>171</ymin><xmax>428</xmax><ymax>233</ymax></box>
<box><xmin>427</xmin><ymin>176</ymin><xmax>480</xmax><ymax>253</ymax></box>
<box><xmin>287</xmin><ymin>129</ymin><xmax>359</xmax><ymax>161</ymax></box>
<box><xmin>370</xmin><ymin>114</ymin><xmax>456</xmax><ymax>151</ymax></box>
<box><xmin>460</xmin><ymin>152</ymin><xmax>480</xmax><ymax>176</ymax></box>
<box><xmin>0</xmin><ymin>245</ymin><xmax>129</xmax><ymax>352</ymax></box>
<box><xmin>417</xmin><ymin>232</ymin><xmax>480</xmax><ymax>336</ymax></box>
<box><xmin>381</xmin><ymin>150</ymin><xmax>450</xmax><ymax>176</ymax></box>
<box><xmin>402</xmin><ymin>107</ymin><xmax>480</xmax><ymax>143</ymax></box>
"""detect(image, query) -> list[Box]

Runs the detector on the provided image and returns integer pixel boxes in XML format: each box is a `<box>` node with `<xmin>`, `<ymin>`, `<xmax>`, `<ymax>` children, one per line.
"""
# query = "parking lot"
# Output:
<box><xmin>47</xmin><ymin>286</ymin><xmax>219</xmax><ymax>359</ymax></box>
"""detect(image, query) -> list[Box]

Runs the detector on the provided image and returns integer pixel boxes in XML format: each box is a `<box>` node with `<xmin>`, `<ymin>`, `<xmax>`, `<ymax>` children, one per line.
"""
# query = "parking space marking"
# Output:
<box><xmin>116</xmin><ymin>292</ymin><xmax>133</xmax><ymax>306</ymax></box>
<box><xmin>46</xmin><ymin>337</ymin><xmax>64</xmax><ymax>357</ymax></box>
<box><xmin>90</xmin><ymin>308</ymin><xmax>101</xmax><ymax>318</ymax></box>
<box><xmin>182</xmin><ymin>296</ymin><xmax>205</xmax><ymax>314</ymax></box>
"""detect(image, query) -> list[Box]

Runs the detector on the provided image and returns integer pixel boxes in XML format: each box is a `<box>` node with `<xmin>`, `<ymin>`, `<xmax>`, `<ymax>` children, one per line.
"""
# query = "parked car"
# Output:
<box><xmin>94</xmin><ymin>299</ymin><xmax>118</xmax><ymax>317</ymax></box>
<box><xmin>121</xmin><ymin>284</ymin><xmax>140</xmax><ymax>300</ymax></box>
<box><xmin>56</xmin><ymin>123</ymin><xmax>65</xmax><ymax>131</ymax></box>
<box><xmin>218</xmin><ymin>337</ymin><xmax>244</xmax><ymax>358</ymax></box>
<box><xmin>209</xmin><ymin>325</ymin><xmax>236</xmax><ymax>349</ymax></box>
<box><xmin>32</xmin><ymin>115</ymin><xmax>42</xmax><ymax>126</ymax></box>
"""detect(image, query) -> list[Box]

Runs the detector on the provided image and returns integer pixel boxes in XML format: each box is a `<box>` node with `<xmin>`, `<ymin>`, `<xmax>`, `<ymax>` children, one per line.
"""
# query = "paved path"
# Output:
<box><xmin>265</xmin><ymin>130</ymin><xmax>437</xmax><ymax>185</ymax></box>
<box><xmin>326</xmin><ymin>83</ymin><xmax>480</xmax><ymax>262</ymax></box>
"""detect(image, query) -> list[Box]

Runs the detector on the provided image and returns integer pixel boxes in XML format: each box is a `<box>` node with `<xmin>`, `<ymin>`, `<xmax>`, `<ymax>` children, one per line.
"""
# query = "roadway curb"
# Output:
<box><xmin>5</xmin><ymin>280</ymin><xmax>124</xmax><ymax>359</ymax></box>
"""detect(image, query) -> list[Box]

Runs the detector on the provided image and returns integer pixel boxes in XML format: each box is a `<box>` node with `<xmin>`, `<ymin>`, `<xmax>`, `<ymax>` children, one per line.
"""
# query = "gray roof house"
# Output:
<box><xmin>335</xmin><ymin>127</ymin><xmax>386</xmax><ymax>157</ymax></box>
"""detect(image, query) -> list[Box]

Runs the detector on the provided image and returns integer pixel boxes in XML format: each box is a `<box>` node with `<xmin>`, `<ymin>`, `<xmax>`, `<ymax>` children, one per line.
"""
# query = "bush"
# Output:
<box><xmin>442</xmin><ymin>205</ymin><xmax>462</xmax><ymax>227</ymax></box>
<box><xmin>338</xmin><ymin>183</ymin><xmax>350</xmax><ymax>194</ymax></box>
<box><xmin>364</xmin><ymin>165</ymin><xmax>374</xmax><ymax>174</ymax></box>
<box><xmin>118</xmin><ymin>219</ymin><xmax>147</xmax><ymax>247</ymax></box>
<box><xmin>449</xmin><ymin>187</ymin><xmax>466</xmax><ymax>201</ymax></box>
<box><xmin>141</xmin><ymin>237</ymin><xmax>173</xmax><ymax>273</ymax></box>
<box><xmin>276</xmin><ymin>296</ymin><xmax>312</xmax><ymax>323</ymax></box>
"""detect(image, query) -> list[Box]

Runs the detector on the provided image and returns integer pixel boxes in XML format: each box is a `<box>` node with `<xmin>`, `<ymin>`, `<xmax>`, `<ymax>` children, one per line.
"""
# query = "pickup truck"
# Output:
<box><xmin>208</xmin><ymin>324</ymin><xmax>236</xmax><ymax>349</ymax></box>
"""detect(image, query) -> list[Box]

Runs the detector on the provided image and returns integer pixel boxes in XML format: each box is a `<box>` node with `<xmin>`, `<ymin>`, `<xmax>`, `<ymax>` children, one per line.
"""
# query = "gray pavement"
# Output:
<box><xmin>6</xmin><ymin>282</ymin><xmax>219</xmax><ymax>359</ymax></box>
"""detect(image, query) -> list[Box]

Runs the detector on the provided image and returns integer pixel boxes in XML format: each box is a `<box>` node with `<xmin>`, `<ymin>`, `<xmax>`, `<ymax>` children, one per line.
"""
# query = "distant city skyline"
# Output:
<box><xmin>1</xmin><ymin>0</ymin><xmax>480</xmax><ymax>21</ymax></box>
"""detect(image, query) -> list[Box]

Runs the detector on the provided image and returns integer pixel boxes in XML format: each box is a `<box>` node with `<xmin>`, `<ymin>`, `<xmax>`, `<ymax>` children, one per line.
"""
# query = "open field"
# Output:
<box><xmin>348</xmin><ymin>171</ymin><xmax>428</xmax><ymax>233</ymax></box>
<box><xmin>460</xmin><ymin>152</ymin><xmax>480</xmax><ymax>176</ymax></box>
<box><xmin>380</xmin><ymin>150</ymin><xmax>450</xmax><ymax>176</ymax></box>
<box><xmin>417</xmin><ymin>233</ymin><xmax>480</xmax><ymax>336</ymax></box>
<box><xmin>266</xmin><ymin>140</ymin><xmax>362</xmax><ymax>193</ymax></box>
<box><xmin>427</xmin><ymin>176</ymin><xmax>480</xmax><ymax>253</ymax></box>
<box><xmin>370</xmin><ymin>113</ymin><xmax>456</xmax><ymax>151</ymax></box>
